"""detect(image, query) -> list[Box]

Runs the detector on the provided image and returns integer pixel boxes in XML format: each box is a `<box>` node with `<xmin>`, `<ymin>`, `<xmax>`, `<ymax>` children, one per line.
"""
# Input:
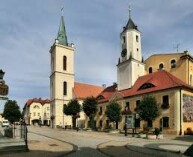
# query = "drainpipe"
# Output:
<box><xmin>179</xmin><ymin>89</ymin><xmax>182</xmax><ymax>135</ymax></box>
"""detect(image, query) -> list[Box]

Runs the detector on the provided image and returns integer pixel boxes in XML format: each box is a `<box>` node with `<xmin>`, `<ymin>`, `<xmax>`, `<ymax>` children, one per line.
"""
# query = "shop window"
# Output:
<box><xmin>147</xmin><ymin>120</ymin><xmax>153</xmax><ymax>128</ymax></box>
<box><xmin>163</xmin><ymin>117</ymin><xmax>169</xmax><ymax>128</ymax></box>
<box><xmin>171</xmin><ymin>59</ymin><xmax>176</xmax><ymax>68</ymax></box>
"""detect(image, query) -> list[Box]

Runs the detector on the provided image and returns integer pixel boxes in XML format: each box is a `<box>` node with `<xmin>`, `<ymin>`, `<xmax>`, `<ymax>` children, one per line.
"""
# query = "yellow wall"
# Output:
<box><xmin>96</xmin><ymin>89</ymin><xmax>181</xmax><ymax>135</ymax></box>
<box><xmin>145</xmin><ymin>53</ymin><xmax>189</xmax><ymax>85</ymax></box>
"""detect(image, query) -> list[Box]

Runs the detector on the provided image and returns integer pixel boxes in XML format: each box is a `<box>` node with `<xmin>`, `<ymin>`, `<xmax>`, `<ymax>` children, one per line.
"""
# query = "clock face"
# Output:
<box><xmin>121</xmin><ymin>49</ymin><xmax>127</xmax><ymax>57</ymax></box>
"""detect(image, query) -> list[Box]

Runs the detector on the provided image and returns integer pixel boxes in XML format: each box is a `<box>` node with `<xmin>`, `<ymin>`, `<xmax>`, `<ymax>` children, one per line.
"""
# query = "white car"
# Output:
<box><xmin>2</xmin><ymin>120</ymin><xmax>9</xmax><ymax>127</ymax></box>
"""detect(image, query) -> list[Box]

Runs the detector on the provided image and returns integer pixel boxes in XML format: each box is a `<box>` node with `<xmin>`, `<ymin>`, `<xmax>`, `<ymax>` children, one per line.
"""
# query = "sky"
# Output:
<box><xmin>0</xmin><ymin>0</ymin><xmax>193</xmax><ymax>112</ymax></box>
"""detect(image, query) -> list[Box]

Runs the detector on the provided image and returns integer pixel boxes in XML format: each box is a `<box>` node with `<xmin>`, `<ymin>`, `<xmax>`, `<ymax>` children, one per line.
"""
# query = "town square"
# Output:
<box><xmin>0</xmin><ymin>0</ymin><xmax>193</xmax><ymax>156</ymax></box>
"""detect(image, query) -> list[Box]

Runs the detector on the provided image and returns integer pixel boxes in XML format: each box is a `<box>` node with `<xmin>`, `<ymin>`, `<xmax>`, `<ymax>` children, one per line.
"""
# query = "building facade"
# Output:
<box><xmin>49</xmin><ymin>10</ymin><xmax>193</xmax><ymax>135</ymax></box>
<box><xmin>23</xmin><ymin>98</ymin><xmax>50</xmax><ymax>125</ymax></box>
<box><xmin>95</xmin><ymin>14</ymin><xmax>193</xmax><ymax>135</ymax></box>
<box><xmin>50</xmin><ymin>16</ymin><xmax>104</xmax><ymax>128</ymax></box>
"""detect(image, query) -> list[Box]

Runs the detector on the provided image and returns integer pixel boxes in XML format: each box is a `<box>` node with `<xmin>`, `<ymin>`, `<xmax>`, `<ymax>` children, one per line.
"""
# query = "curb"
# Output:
<box><xmin>29</xmin><ymin>131</ymin><xmax>78</xmax><ymax>157</ymax></box>
<box><xmin>97</xmin><ymin>140</ymin><xmax>114</xmax><ymax>157</ymax></box>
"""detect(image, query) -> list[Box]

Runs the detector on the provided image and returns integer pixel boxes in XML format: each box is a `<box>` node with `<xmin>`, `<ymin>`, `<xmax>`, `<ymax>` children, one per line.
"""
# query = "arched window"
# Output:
<box><xmin>63</xmin><ymin>81</ymin><xmax>67</xmax><ymax>95</ymax></box>
<box><xmin>138</xmin><ymin>83</ymin><xmax>155</xmax><ymax>90</ymax></box>
<box><xmin>159</xmin><ymin>63</ymin><xmax>164</xmax><ymax>70</ymax></box>
<box><xmin>149</xmin><ymin>67</ymin><xmax>153</xmax><ymax>73</ymax></box>
<box><xmin>171</xmin><ymin>59</ymin><xmax>176</xmax><ymax>68</ymax></box>
<box><xmin>63</xmin><ymin>56</ymin><xmax>67</xmax><ymax>70</ymax></box>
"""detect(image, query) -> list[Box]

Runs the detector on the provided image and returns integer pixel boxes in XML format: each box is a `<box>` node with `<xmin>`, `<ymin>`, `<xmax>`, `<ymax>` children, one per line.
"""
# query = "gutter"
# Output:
<box><xmin>179</xmin><ymin>89</ymin><xmax>182</xmax><ymax>135</ymax></box>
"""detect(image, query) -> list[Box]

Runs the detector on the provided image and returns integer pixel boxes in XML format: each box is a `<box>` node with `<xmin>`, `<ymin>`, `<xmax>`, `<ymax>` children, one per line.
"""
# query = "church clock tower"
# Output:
<box><xmin>117</xmin><ymin>10</ymin><xmax>145</xmax><ymax>90</ymax></box>
<box><xmin>50</xmin><ymin>15</ymin><xmax>74</xmax><ymax>127</ymax></box>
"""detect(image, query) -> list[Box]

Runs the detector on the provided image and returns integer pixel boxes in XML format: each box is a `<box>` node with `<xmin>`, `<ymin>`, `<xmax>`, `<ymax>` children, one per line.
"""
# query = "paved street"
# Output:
<box><xmin>1</xmin><ymin>126</ymin><xmax>192</xmax><ymax>157</ymax></box>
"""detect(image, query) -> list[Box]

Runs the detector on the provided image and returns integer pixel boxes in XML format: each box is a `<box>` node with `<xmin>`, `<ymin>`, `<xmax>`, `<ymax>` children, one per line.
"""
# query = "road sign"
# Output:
<box><xmin>0</xmin><ymin>83</ymin><xmax>9</xmax><ymax>96</ymax></box>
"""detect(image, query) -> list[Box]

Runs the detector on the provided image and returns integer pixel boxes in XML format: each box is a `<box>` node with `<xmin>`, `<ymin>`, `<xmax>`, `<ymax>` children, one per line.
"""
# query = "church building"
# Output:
<box><xmin>49</xmin><ymin>16</ymin><xmax>104</xmax><ymax>128</ymax></box>
<box><xmin>50</xmin><ymin>10</ymin><xmax>193</xmax><ymax>135</ymax></box>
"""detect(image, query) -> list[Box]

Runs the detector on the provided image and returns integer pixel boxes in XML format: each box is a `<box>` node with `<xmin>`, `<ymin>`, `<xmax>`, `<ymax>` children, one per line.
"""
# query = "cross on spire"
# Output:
<box><xmin>129</xmin><ymin>5</ymin><xmax>131</xmax><ymax>18</ymax></box>
<box><xmin>61</xmin><ymin>7</ymin><xmax>64</xmax><ymax>16</ymax></box>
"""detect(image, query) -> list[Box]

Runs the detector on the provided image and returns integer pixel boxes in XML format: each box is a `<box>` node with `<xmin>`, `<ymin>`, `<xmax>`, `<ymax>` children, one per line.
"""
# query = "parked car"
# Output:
<box><xmin>2</xmin><ymin>120</ymin><xmax>9</xmax><ymax>127</ymax></box>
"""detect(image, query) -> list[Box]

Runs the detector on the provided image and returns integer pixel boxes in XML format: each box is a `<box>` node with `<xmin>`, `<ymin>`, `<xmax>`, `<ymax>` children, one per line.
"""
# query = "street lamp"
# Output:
<box><xmin>0</xmin><ymin>69</ymin><xmax>5</xmax><ymax>80</ymax></box>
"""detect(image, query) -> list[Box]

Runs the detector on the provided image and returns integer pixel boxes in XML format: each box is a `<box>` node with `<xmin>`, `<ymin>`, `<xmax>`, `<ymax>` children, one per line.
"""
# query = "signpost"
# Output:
<box><xmin>125</xmin><ymin>114</ymin><xmax>135</xmax><ymax>136</ymax></box>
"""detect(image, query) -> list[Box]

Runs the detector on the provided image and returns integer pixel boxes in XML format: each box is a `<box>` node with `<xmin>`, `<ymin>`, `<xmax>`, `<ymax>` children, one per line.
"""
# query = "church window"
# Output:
<box><xmin>159</xmin><ymin>63</ymin><xmax>164</xmax><ymax>70</ymax></box>
<box><xmin>123</xmin><ymin>36</ymin><xmax>126</xmax><ymax>43</ymax></box>
<box><xmin>63</xmin><ymin>56</ymin><xmax>67</xmax><ymax>70</ymax></box>
<box><xmin>63</xmin><ymin>81</ymin><xmax>67</xmax><ymax>95</ymax></box>
<box><xmin>171</xmin><ymin>59</ymin><xmax>176</xmax><ymax>68</ymax></box>
<box><xmin>149</xmin><ymin>67</ymin><xmax>153</xmax><ymax>73</ymax></box>
<box><xmin>136</xmin><ymin>35</ymin><xmax>139</xmax><ymax>42</ymax></box>
<box><xmin>163</xmin><ymin>117</ymin><xmax>169</xmax><ymax>128</ymax></box>
<box><xmin>137</xmin><ymin>48</ymin><xmax>139</xmax><ymax>51</ymax></box>
<box><xmin>190</xmin><ymin>75</ymin><xmax>192</xmax><ymax>86</ymax></box>
<box><xmin>138</xmin><ymin>83</ymin><xmax>155</xmax><ymax>90</ymax></box>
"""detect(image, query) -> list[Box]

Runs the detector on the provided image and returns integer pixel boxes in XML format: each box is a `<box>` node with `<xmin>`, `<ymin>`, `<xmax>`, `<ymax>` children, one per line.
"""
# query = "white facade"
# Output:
<box><xmin>117</xmin><ymin>18</ymin><xmax>145</xmax><ymax>90</ymax></box>
<box><xmin>50</xmin><ymin>43</ymin><xmax>75</xmax><ymax>127</ymax></box>
<box><xmin>23</xmin><ymin>99</ymin><xmax>50</xmax><ymax>125</ymax></box>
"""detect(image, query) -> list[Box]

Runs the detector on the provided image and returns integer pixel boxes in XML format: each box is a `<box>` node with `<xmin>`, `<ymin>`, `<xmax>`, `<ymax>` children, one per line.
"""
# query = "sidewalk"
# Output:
<box><xmin>1</xmin><ymin>132</ymin><xmax>74</xmax><ymax>157</ymax></box>
<box><xmin>98</xmin><ymin>135</ymin><xmax>192</xmax><ymax>157</ymax></box>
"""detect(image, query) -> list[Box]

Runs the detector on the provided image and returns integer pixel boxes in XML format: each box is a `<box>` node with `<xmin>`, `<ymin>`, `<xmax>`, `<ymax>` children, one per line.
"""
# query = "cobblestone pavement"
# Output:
<box><xmin>1</xmin><ymin>129</ymin><xmax>73</xmax><ymax>157</ymax></box>
<box><xmin>2</xmin><ymin>126</ymin><xmax>191</xmax><ymax>157</ymax></box>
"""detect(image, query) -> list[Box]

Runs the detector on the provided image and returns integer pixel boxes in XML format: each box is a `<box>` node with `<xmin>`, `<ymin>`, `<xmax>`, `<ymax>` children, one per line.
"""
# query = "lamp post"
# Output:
<box><xmin>0</xmin><ymin>69</ymin><xmax>8</xmax><ymax>100</ymax></box>
<box><xmin>0</xmin><ymin>69</ymin><xmax>5</xmax><ymax>80</ymax></box>
<box><xmin>51</xmin><ymin>115</ymin><xmax>55</xmax><ymax>128</ymax></box>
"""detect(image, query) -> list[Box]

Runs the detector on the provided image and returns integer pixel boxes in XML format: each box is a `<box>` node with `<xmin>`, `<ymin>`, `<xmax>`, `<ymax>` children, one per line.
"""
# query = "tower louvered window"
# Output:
<box><xmin>63</xmin><ymin>56</ymin><xmax>67</xmax><ymax>70</ymax></box>
<box><xmin>63</xmin><ymin>81</ymin><xmax>67</xmax><ymax>96</ymax></box>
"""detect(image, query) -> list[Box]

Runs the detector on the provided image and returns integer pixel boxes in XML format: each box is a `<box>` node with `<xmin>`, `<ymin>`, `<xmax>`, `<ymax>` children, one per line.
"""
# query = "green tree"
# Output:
<box><xmin>82</xmin><ymin>97</ymin><xmax>98</xmax><ymax>129</ymax></box>
<box><xmin>105</xmin><ymin>101</ymin><xmax>121</xmax><ymax>129</ymax></box>
<box><xmin>3</xmin><ymin>100</ymin><xmax>21</xmax><ymax>123</ymax></box>
<box><xmin>63</xmin><ymin>99</ymin><xmax>81</xmax><ymax>128</ymax></box>
<box><xmin>137</xmin><ymin>96</ymin><xmax>160</xmax><ymax>127</ymax></box>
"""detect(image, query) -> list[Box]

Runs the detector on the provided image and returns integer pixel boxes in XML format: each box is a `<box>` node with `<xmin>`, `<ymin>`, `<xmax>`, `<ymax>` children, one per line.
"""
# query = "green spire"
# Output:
<box><xmin>125</xmin><ymin>18</ymin><xmax>138</xmax><ymax>30</ymax></box>
<box><xmin>57</xmin><ymin>16</ymin><xmax>68</xmax><ymax>46</ymax></box>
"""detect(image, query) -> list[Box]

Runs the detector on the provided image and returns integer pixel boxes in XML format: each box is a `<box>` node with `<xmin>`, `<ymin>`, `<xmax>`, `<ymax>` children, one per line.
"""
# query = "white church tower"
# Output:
<box><xmin>117</xmin><ymin>8</ymin><xmax>145</xmax><ymax>90</ymax></box>
<box><xmin>50</xmin><ymin>15</ymin><xmax>74</xmax><ymax>127</ymax></box>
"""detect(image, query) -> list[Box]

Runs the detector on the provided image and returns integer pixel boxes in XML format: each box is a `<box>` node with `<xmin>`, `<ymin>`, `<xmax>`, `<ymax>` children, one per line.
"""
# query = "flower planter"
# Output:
<box><xmin>138</xmin><ymin>134</ymin><xmax>146</xmax><ymax>138</ymax></box>
<box><xmin>147</xmin><ymin>134</ymin><xmax>163</xmax><ymax>139</ymax></box>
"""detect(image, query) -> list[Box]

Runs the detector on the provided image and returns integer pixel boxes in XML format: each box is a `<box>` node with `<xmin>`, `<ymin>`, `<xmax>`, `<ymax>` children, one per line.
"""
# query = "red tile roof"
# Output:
<box><xmin>97</xmin><ymin>84</ymin><xmax>117</xmax><ymax>103</ymax></box>
<box><xmin>24</xmin><ymin>98</ymin><xmax>50</xmax><ymax>109</ymax></box>
<box><xmin>73</xmin><ymin>82</ymin><xmax>104</xmax><ymax>100</ymax></box>
<box><xmin>98</xmin><ymin>70</ymin><xmax>193</xmax><ymax>103</ymax></box>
